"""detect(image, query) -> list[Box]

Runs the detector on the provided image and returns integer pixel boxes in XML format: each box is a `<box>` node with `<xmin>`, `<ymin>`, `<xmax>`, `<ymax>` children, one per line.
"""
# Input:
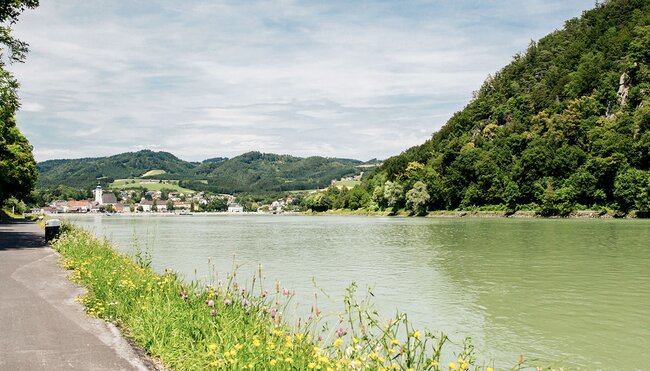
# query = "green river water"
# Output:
<box><xmin>64</xmin><ymin>214</ymin><xmax>650</xmax><ymax>370</ymax></box>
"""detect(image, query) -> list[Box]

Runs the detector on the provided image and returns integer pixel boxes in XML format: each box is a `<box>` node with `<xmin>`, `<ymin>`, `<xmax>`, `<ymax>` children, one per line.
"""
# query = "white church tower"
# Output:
<box><xmin>94</xmin><ymin>184</ymin><xmax>103</xmax><ymax>205</ymax></box>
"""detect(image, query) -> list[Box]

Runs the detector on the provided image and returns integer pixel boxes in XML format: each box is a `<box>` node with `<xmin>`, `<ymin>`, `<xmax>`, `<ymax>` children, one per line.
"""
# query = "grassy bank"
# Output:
<box><xmin>52</xmin><ymin>225</ymin><xmax>535</xmax><ymax>370</ymax></box>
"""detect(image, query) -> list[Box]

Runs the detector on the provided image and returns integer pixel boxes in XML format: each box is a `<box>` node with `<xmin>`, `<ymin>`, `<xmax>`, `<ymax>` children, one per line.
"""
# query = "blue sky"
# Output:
<box><xmin>10</xmin><ymin>0</ymin><xmax>596</xmax><ymax>162</ymax></box>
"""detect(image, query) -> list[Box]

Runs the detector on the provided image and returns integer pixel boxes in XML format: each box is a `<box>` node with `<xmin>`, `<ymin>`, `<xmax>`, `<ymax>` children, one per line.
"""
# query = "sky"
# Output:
<box><xmin>9</xmin><ymin>0</ymin><xmax>596</xmax><ymax>162</ymax></box>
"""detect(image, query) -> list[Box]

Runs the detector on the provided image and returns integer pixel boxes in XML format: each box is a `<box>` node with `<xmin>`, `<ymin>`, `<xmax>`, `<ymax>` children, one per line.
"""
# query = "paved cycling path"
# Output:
<box><xmin>0</xmin><ymin>219</ymin><xmax>155</xmax><ymax>370</ymax></box>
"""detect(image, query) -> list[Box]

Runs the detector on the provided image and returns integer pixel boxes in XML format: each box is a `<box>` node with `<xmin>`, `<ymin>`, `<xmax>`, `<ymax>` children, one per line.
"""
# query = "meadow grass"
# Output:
<box><xmin>142</xmin><ymin>169</ymin><xmax>167</xmax><ymax>177</ymax></box>
<box><xmin>52</xmin><ymin>225</ymin><xmax>541</xmax><ymax>370</ymax></box>
<box><xmin>110</xmin><ymin>179</ymin><xmax>195</xmax><ymax>193</ymax></box>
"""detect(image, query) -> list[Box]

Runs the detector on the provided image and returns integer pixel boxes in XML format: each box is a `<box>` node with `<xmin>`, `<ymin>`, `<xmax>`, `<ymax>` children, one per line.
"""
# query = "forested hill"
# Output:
<box><xmin>367</xmin><ymin>0</ymin><xmax>650</xmax><ymax>215</ymax></box>
<box><xmin>36</xmin><ymin>150</ymin><xmax>195</xmax><ymax>188</ymax></box>
<box><xmin>36</xmin><ymin>150</ymin><xmax>365</xmax><ymax>193</ymax></box>
<box><xmin>184</xmin><ymin>152</ymin><xmax>363</xmax><ymax>193</ymax></box>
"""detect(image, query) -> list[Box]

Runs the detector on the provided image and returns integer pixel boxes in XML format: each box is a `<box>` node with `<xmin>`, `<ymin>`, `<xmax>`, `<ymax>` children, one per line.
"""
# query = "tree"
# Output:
<box><xmin>614</xmin><ymin>168</ymin><xmax>649</xmax><ymax>211</ymax></box>
<box><xmin>0</xmin><ymin>1</ymin><xmax>39</xmax><ymax>206</ymax></box>
<box><xmin>152</xmin><ymin>199</ymin><xmax>158</xmax><ymax>212</ymax></box>
<box><xmin>348</xmin><ymin>186</ymin><xmax>369</xmax><ymax>210</ymax></box>
<box><xmin>166</xmin><ymin>200</ymin><xmax>174</xmax><ymax>211</ymax></box>
<box><xmin>383</xmin><ymin>181</ymin><xmax>404</xmax><ymax>210</ymax></box>
<box><xmin>406</xmin><ymin>181</ymin><xmax>430</xmax><ymax>215</ymax></box>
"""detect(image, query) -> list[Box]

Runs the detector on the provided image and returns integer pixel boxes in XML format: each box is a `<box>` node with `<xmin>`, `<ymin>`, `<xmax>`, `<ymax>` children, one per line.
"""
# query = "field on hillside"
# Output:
<box><xmin>110</xmin><ymin>179</ymin><xmax>195</xmax><ymax>193</ymax></box>
<box><xmin>336</xmin><ymin>180</ymin><xmax>361</xmax><ymax>188</ymax></box>
<box><xmin>141</xmin><ymin>169</ymin><xmax>167</xmax><ymax>177</ymax></box>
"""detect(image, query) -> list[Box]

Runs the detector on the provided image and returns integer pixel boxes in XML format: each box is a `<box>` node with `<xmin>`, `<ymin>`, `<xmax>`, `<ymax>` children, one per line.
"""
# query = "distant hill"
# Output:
<box><xmin>36</xmin><ymin>150</ymin><xmax>366</xmax><ymax>194</ymax></box>
<box><xmin>367</xmin><ymin>0</ymin><xmax>650</xmax><ymax>214</ymax></box>
<box><xmin>36</xmin><ymin>150</ymin><xmax>195</xmax><ymax>189</ymax></box>
<box><xmin>184</xmin><ymin>151</ymin><xmax>363</xmax><ymax>193</ymax></box>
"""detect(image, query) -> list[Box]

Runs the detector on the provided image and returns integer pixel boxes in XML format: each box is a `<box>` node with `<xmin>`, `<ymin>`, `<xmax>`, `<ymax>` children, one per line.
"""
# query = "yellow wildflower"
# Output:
<box><xmin>270</xmin><ymin>359</ymin><xmax>277</xmax><ymax>366</ymax></box>
<box><xmin>284</xmin><ymin>357</ymin><xmax>293</xmax><ymax>364</ymax></box>
<box><xmin>430</xmin><ymin>360</ymin><xmax>439</xmax><ymax>367</ymax></box>
<box><xmin>413</xmin><ymin>330</ymin><xmax>422</xmax><ymax>339</ymax></box>
<box><xmin>388</xmin><ymin>348</ymin><xmax>397</xmax><ymax>354</ymax></box>
<box><xmin>253</xmin><ymin>339</ymin><xmax>261</xmax><ymax>347</ymax></box>
<box><xmin>486</xmin><ymin>368</ymin><xmax>494</xmax><ymax>371</ymax></box>
<box><xmin>352</xmin><ymin>337</ymin><xmax>359</xmax><ymax>344</ymax></box>
<box><xmin>313</xmin><ymin>346</ymin><xmax>321</xmax><ymax>353</ymax></box>
<box><xmin>448</xmin><ymin>362</ymin><xmax>458</xmax><ymax>370</ymax></box>
<box><xmin>208</xmin><ymin>343</ymin><xmax>218</xmax><ymax>351</ymax></box>
<box><xmin>333</xmin><ymin>338</ymin><xmax>343</xmax><ymax>349</ymax></box>
<box><xmin>370</xmin><ymin>352</ymin><xmax>379</xmax><ymax>360</ymax></box>
<box><xmin>390</xmin><ymin>339</ymin><xmax>400</xmax><ymax>346</ymax></box>
<box><xmin>308</xmin><ymin>362</ymin><xmax>317</xmax><ymax>369</ymax></box>
<box><xmin>234</xmin><ymin>344</ymin><xmax>243</xmax><ymax>351</ymax></box>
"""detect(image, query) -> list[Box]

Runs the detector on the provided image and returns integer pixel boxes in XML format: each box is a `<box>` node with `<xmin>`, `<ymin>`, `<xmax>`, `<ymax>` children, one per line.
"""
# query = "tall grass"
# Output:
<box><xmin>53</xmin><ymin>225</ymin><xmax>537</xmax><ymax>370</ymax></box>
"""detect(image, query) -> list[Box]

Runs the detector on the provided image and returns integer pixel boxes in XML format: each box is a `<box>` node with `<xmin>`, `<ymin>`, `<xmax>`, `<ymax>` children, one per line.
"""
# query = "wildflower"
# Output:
<box><xmin>370</xmin><ymin>352</ymin><xmax>379</xmax><ymax>360</ymax></box>
<box><xmin>448</xmin><ymin>362</ymin><xmax>458</xmax><ymax>370</ymax></box>
<box><xmin>207</xmin><ymin>300</ymin><xmax>215</xmax><ymax>307</ymax></box>
<box><xmin>313</xmin><ymin>346</ymin><xmax>321</xmax><ymax>353</ymax></box>
<box><xmin>390</xmin><ymin>339</ymin><xmax>400</xmax><ymax>346</ymax></box>
<box><xmin>486</xmin><ymin>368</ymin><xmax>494</xmax><ymax>371</ymax></box>
<box><xmin>270</xmin><ymin>307</ymin><xmax>277</xmax><ymax>318</ymax></box>
<box><xmin>241</xmin><ymin>298</ymin><xmax>249</xmax><ymax>307</ymax></box>
<box><xmin>430</xmin><ymin>360</ymin><xmax>439</xmax><ymax>367</ymax></box>
<box><xmin>388</xmin><ymin>348</ymin><xmax>397</xmax><ymax>354</ymax></box>
<box><xmin>270</xmin><ymin>359</ymin><xmax>277</xmax><ymax>366</ymax></box>
<box><xmin>308</xmin><ymin>362</ymin><xmax>317</xmax><ymax>369</ymax></box>
<box><xmin>352</xmin><ymin>337</ymin><xmax>359</xmax><ymax>344</ymax></box>
<box><xmin>412</xmin><ymin>330</ymin><xmax>422</xmax><ymax>340</ymax></box>
<box><xmin>210</xmin><ymin>309</ymin><xmax>216</xmax><ymax>316</ymax></box>
<box><xmin>224</xmin><ymin>298</ymin><xmax>232</xmax><ymax>305</ymax></box>
<box><xmin>333</xmin><ymin>338</ymin><xmax>343</xmax><ymax>349</ymax></box>
<box><xmin>234</xmin><ymin>344</ymin><xmax>243</xmax><ymax>350</ymax></box>
<box><xmin>208</xmin><ymin>343</ymin><xmax>218</xmax><ymax>351</ymax></box>
<box><xmin>179</xmin><ymin>291</ymin><xmax>188</xmax><ymax>300</ymax></box>
<box><xmin>283</xmin><ymin>287</ymin><xmax>290</xmax><ymax>296</ymax></box>
<box><xmin>284</xmin><ymin>357</ymin><xmax>293</xmax><ymax>364</ymax></box>
<box><xmin>262</xmin><ymin>289</ymin><xmax>269</xmax><ymax>297</ymax></box>
<box><xmin>336</xmin><ymin>327</ymin><xmax>347</xmax><ymax>337</ymax></box>
<box><xmin>253</xmin><ymin>339</ymin><xmax>261</xmax><ymax>347</ymax></box>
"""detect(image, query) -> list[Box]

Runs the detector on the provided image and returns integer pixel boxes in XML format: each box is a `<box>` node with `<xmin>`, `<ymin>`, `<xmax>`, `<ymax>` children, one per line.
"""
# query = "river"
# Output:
<box><xmin>63</xmin><ymin>214</ymin><xmax>650</xmax><ymax>370</ymax></box>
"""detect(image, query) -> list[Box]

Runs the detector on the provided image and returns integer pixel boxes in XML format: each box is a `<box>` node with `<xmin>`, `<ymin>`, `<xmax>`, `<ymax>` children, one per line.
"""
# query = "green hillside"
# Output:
<box><xmin>36</xmin><ymin>150</ymin><xmax>196</xmax><ymax>189</ymax></box>
<box><xmin>36</xmin><ymin>150</ymin><xmax>364</xmax><ymax>196</ymax></box>
<box><xmin>366</xmin><ymin>0</ymin><xmax>650</xmax><ymax>215</ymax></box>
<box><xmin>182</xmin><ymin>151</ymin><xmax>362</xmax><ymax>193</ymax></box>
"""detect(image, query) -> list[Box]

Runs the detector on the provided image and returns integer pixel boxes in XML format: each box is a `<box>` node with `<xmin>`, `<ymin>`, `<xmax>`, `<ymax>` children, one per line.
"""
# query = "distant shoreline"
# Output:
<box><xmin>43</xmin><ymin>209</ymin><xmax>646</xmax><ymax>219</ymax></box>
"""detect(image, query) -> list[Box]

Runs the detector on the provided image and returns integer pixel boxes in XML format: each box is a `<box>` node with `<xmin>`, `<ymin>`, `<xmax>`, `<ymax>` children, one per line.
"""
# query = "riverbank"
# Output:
<box><xmin>0</xmin><ymin>219</ymin><xmax>155</xmax><ymax>370</ymax></box>
<box><xmin>50</xmin><ymin>224</ymin><xmax>511</xmax><ymax>370</ymax></box>
<box><xmin>306</xmin><ymin>208</ymin><xmax>642</xmax><ymax>219</ymax></box>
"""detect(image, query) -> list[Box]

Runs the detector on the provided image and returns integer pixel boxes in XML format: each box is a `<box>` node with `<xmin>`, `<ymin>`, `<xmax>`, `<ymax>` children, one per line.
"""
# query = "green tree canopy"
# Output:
<box><xmin>0</xmin><ymin>1</ymin><xmax>38</xmax><ymax>206</ymax></box>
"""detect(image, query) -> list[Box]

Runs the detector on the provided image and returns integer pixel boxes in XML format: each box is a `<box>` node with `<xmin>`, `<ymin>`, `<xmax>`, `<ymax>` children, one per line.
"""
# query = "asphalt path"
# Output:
<box><xmin>0</xmin><ymin>219</ymin><xmax>155</xmax><ymax>370</ymax></box>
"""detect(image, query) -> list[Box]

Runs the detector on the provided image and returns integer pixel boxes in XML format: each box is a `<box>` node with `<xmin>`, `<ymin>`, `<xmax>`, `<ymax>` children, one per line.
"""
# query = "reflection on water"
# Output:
<box><xmin>64</xmin><ymin>214</ymin><xmax>650</xmax><ymax>369</ymax></box>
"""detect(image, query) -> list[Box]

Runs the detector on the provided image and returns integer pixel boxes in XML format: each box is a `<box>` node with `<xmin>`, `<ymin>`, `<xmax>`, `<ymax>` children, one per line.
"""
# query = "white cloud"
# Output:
<box><xmin>9</xmin><ymin>0</ymin><xmax>595</xmax><ymax>162</ymax></box>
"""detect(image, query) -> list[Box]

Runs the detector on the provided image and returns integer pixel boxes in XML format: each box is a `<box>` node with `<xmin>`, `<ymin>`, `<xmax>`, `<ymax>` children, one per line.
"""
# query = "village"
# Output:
<box><xmin>32</xmin><ymin>185</ymin><xmax>294</xmax><ymax>215</ymax></box>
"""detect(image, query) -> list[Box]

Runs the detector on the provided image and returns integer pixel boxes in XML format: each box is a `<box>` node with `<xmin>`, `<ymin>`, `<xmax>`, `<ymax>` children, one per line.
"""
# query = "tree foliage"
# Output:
<box><xmin>0</xmin><ymin>1</ymin><xmax>38</xmax><ymax>206</ymax></box>
<box><xmin>365</xmin><ymin>0</ymin><xmax>650</xmax><ymax>215</ymax></box>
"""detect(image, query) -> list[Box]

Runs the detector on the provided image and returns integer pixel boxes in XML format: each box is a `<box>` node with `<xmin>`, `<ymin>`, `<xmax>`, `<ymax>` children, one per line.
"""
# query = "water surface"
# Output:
<box><xmin>65</xmin><ymin>214</ymin><xmax>650</xmax><ymax>370</ymax></box>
